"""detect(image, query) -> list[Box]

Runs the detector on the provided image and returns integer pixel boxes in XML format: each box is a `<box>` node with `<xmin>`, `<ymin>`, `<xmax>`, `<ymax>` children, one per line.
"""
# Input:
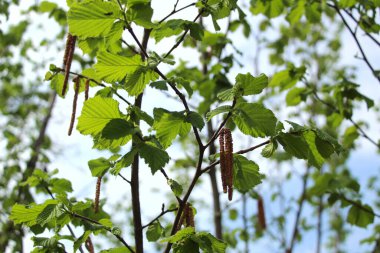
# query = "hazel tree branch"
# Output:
<box><xmin>159</xmin><ymin>2</ymin><xmax>197</xmax><ymax>24</ymax></box>
<box><xmin>69</xmin><ymin>211</ymin><xmax>135</xmax><ymax>253</ymax></box>
<box><xmin>306</xmin><ymin>82</ymin><xmax>380</xmax><ymax>149</ymax></box>
<box><xmin>142</xmin><ymin>204</ymin><xmax>178</xmax><ymax>229</ymax></box>
<box><xmin>332</xmin><ymin>3</ymin><xmax>380</xmax><ymax>84</ymax></box>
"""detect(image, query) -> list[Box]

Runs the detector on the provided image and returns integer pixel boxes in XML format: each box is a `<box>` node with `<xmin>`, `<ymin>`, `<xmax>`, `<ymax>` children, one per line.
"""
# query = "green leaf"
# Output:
<box><xmin>185</xmin><ymin>111</ymin><xmax>205</xmax><ymax>130</ymax></box>
<box><xmin>126</xmin><ymin>3</ymin><xmax>155</xmax><ymax>28</ymax></box>
<box><xmin>168</xmin><ymin>179</ymin><xmax>183</xmax><ymax>197</ymax></box>
<box><xmin>232</xmin><ymin>102</ymin><xmax>277</xmax><ymax>137</ymax></box>
<box><xmin>269</xmin><ymin>65</ymin><xmax>306</xmax><ymax>89</ymax></box>
<box><xmin>286</xmin><ymin>87</ymin><xmax>306</xmax><ymax>106</ymax></box>
<box><xmin>153</xmin><ymin>108</ymin><xmax>191</xmax><ymax>149</ymax></box>
<box><xmin>236</xmin><ymin>73</ymin><xmax>268</xmax><ymax>96</ymax></box>
<box><xmin>261</xmin><ymin>141</ymin><xmax>277</xmax><ymax>158</ymax></box>
<box><xmin>94</xmin><ymin>51</ymin><xmax>141</xmax><ymax>83</ymax></box>
<box><xmin>160</xmin><ymin>227</ymin><xmax>195</xmax><ymax>243</ymax></box>
<box><xmin>36</xmin><ymin>203</ymin><xmax>65</xmax><ymax>226</ymax></box>
<box><xmin>68</xmin><ymin>0</ymin><xmax>120</xmax><ymax>38</ymax></box>
<box><xmin>124</xmin><ymin>66</ymin><xmax>159</xmax><ymax>96</ymax></box>
<box><xmin>74</xmin><ymin>231</ymin><xmax>91</xmax><ymax>253</ymax></box>
<box><xmin>10</xmin><ymin>200</ymin><xmax>59</xmax><ymax>226</ymax></box>
<box><xmin>276</xmin><ymin>125</ymin><xmax>340</xmax><ymax>168</ymax></box>
<box><xmin>206</xmin><ymin>105</ymin><xmax>232</xmax><ymax>121</ymax></box>
<box><xmin>88</xmin><ymin>157</ymin><xmax>111</xmax><ymax>177</ymax></box>
<box><xmin>338</xmin><ymin>0</ymin><xmax>357</xmax><ymax>8</ymax></box>
<box><xmin>146</xmin><ymin>221</ymin><xmax>163</xmax><ymax>242</ymax></box>
<box><xmin>139</xmin><ymin>142</ymin><xmax>170</xmax><ymax>174</ymax></box>
<box><xmin>229</xmin><ymin>209</ymin><xmax>238</xmax><ymax>220</ymax></box>
<box><xmin>50</xmin><ymin>178</ymin><xmax>73</xmax><ymax>194</ymax></box>
<box><xmin>77</xmin><ymin>96</ymin><xmax>121</xmax><ymax>136</ymax></box>
<box><xmin>193</xmin><ymin>232</ymin><xmax>227</xmax><ymax>253</ymax></box>
<box><xmin>347</xmin><ymin>204</ymin><xmax>374</xmax><ymax>228</ymax></box>
<box><xmin>150</xmin><ymin>80</ymin><xmax>168</xmax><ymax>90</ymax></box>
<box><xmin>217</xmin><ymin>88</ymin><xmax>235</xmax><ymax>101</ymax></box>
<box><xmin>110</xmin><ymin>148</ymin><xmax>138</xmax><ymax>175</ymax></box>
<box><xmin>233</xmin><ymin>155</ymin><xmax>264</xmax><ymax>192</ymax></box>
<box><xmin>286</xmin><ymin>0</ymin><xmax>305</xmax><ymax>25</ymax></box>
<box><xmin>50</xmin><ymin>73</ymin><xmax>67</xmax><ymax>98</ymax></box>
<box><xmin>100</xmin><ymin>247</ymin><xmax>132</xmax><ymax>253</ymax></box>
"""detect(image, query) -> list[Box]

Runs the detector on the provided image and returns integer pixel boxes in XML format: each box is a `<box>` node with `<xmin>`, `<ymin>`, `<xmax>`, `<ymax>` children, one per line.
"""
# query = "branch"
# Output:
<box><xmin>70</xmin><ymin>212</ymin><xmax>135</xmax><ymax>253</ymax></box>
<box><xmin>331</xmin><ymin>192</ymin><xmax>380</xmax><ymax>218</ymax></box>
<box><xmin>142</xmin><ymin>204</ymin><xmax>178</xmax><ymax>229</ymax></box>
<box><xmin>59</xmin><ymin>69</ymin><xmax>132</xmax><ymax>106</ymax></box>
<box><xmin>159</xmin><ymin>2</ymin><xmax>197</xmax><ymax>24</ymax></box>
<box><xmin>332</xmin><ymin>4</ymin><xmax>380</xmax><ymax>84</ymax></box>
<box><xmin>205</xmin><ymin>99</ymin><xmax>237</xmax><ymax>149</ymax></box>
<box><xmin>286</xmin><ymin>167</ymin><xmax>311</xmax><ymax>253</ymax></box>
<box><xmin>162</xmin><ymin>11</ymin><xmax>203</xmax><ymax>59</ymax></box>
<box><xmin>306</xmin><ymin>83</ymin><xmax>380</xmax><ymax>149</ymax></box>
<box><xmin>118</xmin><ymin>173</ymin><xmax>131</xmax><ymax>184</ymax></box>
<box><xmin>202</xmin><ymin>140</ymin><xmax>270</xmax><ymax>173</ymax></box>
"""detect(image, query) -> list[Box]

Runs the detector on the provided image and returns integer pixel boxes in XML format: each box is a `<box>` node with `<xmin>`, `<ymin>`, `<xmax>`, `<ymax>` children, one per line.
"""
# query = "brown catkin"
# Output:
<box><xmin>257</xmin><ymin>195</ymin><xmax>266</xmax><ymax>230</ymax></box>
<box><xmin>184</xmin><ymin>203</ymin><xmax>195</xmax><ymax>228</ymax></box>
<box><xmin>68</xmin><ymin>76</ymin><xmax>80</xmax><ymax>136</ymax></box>
<box><xmin>94</xmin><ymin>176</ymin><xmax>102</xmax><ymax>213</ymax></box>
<box><xmin>219</xmin><ymin>129</ymin><xmax>227</xmax><ymax>193</ymax></box>
<box><xmin>85</xmin><ymin>237</ymin><xmax>94</xmax><ymax>253</ymax></box>
<box><xmin>85</xmin><ymin>78</ymin><xmax>90</xmax><ymax>100</ymax></box>
<box><xmin>224</xmin><ymin>128</ymin><xmax>234</xmax><ymax>200</ymax></box>
<box><xmin>62</xmin><ymin>34</ymin><xmax>76</xmax><ymax>96</ymax></box>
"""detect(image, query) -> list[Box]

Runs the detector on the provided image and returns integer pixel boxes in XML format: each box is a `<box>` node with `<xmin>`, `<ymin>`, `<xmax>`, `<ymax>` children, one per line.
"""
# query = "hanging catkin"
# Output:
<box><xmin>184</xmin><ymin>203</ymin><xmax>195</xmax><ymax>228</ymax></box>
<box><xmin>85</xmin><ymin>78</ymin><xmax>90</xmax><ymax>101</ymax></box>
<box><xmin>94</xmin><ymin>176</ymin><xmax>102</xmax><ymax>213</ymax></box>
<box><xmin>257</xmin><ymin>195</ymin><xmax>266</xmax><ymax>230</ymax></box>
<box><xmin>219</xmin><ymin>128</ymin><xmax>227</xmax><ymax>193</ymax></box>
<box><xmin>219</xmin><ymin>128</ymin><xmax>234</xmax><ymax>200</ymax></box>
<box><xmin>68</xmin><ymin>76</ymin><xmax>80</xmax><ymax>136</ymax></box>
<box><xmin>62</xmin><ymin>33</ymin><xmax>76</xmax><ymax>96</ymax></box>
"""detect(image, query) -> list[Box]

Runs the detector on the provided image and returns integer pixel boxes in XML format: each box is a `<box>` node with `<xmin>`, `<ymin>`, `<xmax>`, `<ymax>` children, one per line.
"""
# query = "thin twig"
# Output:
<box><xmin>118</xmin><ymin>173</ymin><xmax>131</xmax><ymax>184</ymax></box>
<box><xmin>60</xmin><ymin>69</ymin><xmax>132</xmax><ymax>106</ymax></box>
<box><xmin>159</xmin><ymin>2</ymin><xmax>196</xmax><ymax>24</ymax></box>
<box><xmin>205</xmin><ymin>99</ymin><xmax>237</xmax><ymax>149</ymax></box>
<box><xmin>163</xmin><ymin>12</ymin><xmax>203</xmax><ymax>59</ymax></box>
<box><xmin>70</xmin><ymin>211</ymin><xmax>135</xmax><ymax>253</ymax></box>
<box><xmin>202</xmin><ymin>140</ymin><xmax>270</xmax><ymax>174</ymax></box>
<box><xmin>142</xmin><ymin>204</ymin><xmax>178</xmax><ymax>229</ymax></box>
<box><xmin>306</xmin><ymin>82</ymin><xmax>380</xmax><ymax>149</ymax></box>
<box><xmin>332</xmin><ymin>4</ymin><xmax>380</xmax><ymax>84</ymax></box>
<box><xmin>286</xmin><ymin>167</ymin><xmax>311</xmax><ymax>253</ymax></box>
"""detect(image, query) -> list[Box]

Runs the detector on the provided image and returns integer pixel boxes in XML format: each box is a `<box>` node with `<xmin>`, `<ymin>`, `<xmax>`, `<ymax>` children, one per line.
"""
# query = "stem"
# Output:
<box><xmin>159</xmin><ymin>2</ymin><xmax>196</xmax><ymax>24</ymax></box>
<box><xmin>142</xmin><ymin>204</ymin><xmax>178</xmax><ymax>229</ymax></box>
<box><xmin>207</xmin><ymin>121</ymin><xmax>223</xmax><ymax>239</ymax></box>
<box><xmin>332</xmin><ymin>4</ymin><xmax>380</xmax><ymax>84</ymax></box>
<box><xmin>316</xmin><ymin>195</ymin><xmax>323</xmax><ymax>253</ymax></box>
<box><xmin>286</xmin><ymin>167</ymin><xmax>310</xmax><ymax>253</ymax></box>
<box><xmin>130</xmin><ymin>27</ymin><xmax>151</xmax><ymax>253</ymax></box>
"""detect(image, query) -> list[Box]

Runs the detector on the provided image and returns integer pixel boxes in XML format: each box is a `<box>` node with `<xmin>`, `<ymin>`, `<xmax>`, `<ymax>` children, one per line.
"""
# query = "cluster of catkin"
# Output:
<box><xmin>219</xmin><ymin>128</ymin><xmax>234</xmax><ymax>201</ymax></box>
<box><xmin>63</xmin><ymin>34</ymin><xmax>90</xmax><ymax>136</ymax></box>
<box><xmin>177</xmin><ymin>202</ymin><xmax>195</xmax><ymax>230</ymax></box>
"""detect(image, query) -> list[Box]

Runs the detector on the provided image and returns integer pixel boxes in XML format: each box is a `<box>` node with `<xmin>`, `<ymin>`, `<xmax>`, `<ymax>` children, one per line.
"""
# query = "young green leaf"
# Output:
<box><xmin>185</xmin><ymin>111</ymin><xmax>205</xmax><ymax>130</ymax></box>
<box><xmin>88</xmin><ymin>157</ymin><xmax>111</xmax><ymax>177</ymax></box>
<box><xmin>233</xmin><ymin>155</ymin><xmax>264</xmax><ymax>192</ymax></box>
<box><xmin>235</xmin><ymin>73</ymin><xmax>268</xmax><ymax>96</ymax></box>
<box><xmin>206</xmin><ymin>105</ymin><xmax>232</xmax><ymax>121</ymax></box>
<box><xmin>68</xmin><ymin>1</ymin><xmax>120</xmax><ymax>38</ymax></box>
<box><xmin>167</xmin><ymin>179</ymin><xmax>183</xmax><ymax>197</ymax></box>
<box><xmin>232</xmin><ymin>102</ymin><xmax>277</xmax><ymax>137</ymax></box>
<box><xmin>77</xmin><ymin>96</ymin><xmax>122</xmax><ymax>136</ymax></box>
<box><xmin>139</xmin><ymin>141</ymin><xmax>170</xmax><ymax>174</ymax></box>
<box><xmin>146</xmin><ymin>221</ymin><xmax>163</xmax><ymax>242</ymax></box>
<box><xmin>153</xmin><ymin>108</ymin><xmax>191</xmax><ymax>149</ymax></box>
<box><xmin>347</xmin><ymin>203</ymin><xmax>375</xmax><ymax>228</ymax></box>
